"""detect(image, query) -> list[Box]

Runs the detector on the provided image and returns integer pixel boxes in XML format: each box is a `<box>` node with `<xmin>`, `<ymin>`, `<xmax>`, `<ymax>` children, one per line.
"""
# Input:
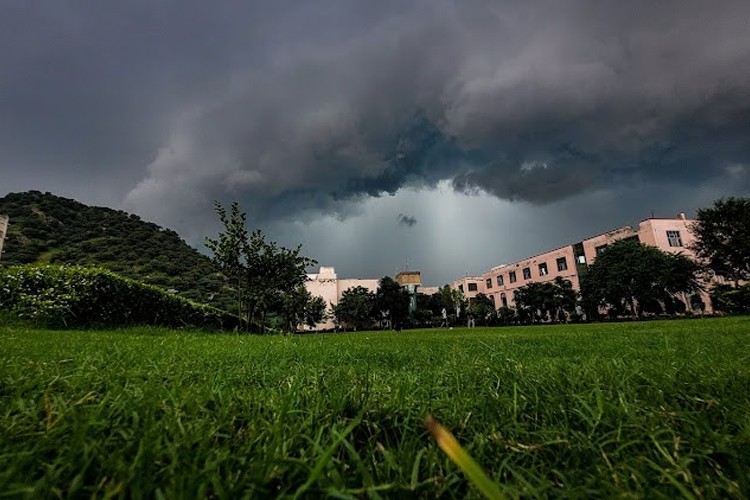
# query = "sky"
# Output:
<box><xmin>2</xmin><ymin>0</ymin><xmax>749</xmax><ymax>285</ymax></box>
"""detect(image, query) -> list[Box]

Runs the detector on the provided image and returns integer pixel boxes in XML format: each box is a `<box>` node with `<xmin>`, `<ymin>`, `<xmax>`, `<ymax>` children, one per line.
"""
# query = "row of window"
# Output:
<box><xmin>467</xmin><ymin>230</ymin><xmax>683</xmax><ymax>294</ymax></box>
<box><xmin>485</xmin><ymin>256</ymin><xmax>569</xmax><ymax>289</ymax></box>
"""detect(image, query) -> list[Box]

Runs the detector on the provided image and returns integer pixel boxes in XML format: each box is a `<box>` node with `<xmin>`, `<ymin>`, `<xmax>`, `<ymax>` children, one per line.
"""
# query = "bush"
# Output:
<box><xmin>710</xmin><ymin>283</ymin><xmax>750</xmax><ymax>315</ymax></box>
<box><xmin>0</xmin><ymin>265</ymin><xmax>240</xmax><ymax>329</ymax></box>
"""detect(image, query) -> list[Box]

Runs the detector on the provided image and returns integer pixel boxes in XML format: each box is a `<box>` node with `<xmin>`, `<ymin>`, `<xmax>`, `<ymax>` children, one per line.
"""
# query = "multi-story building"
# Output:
<box><xmin>451</xmin><ymin>213</ymin><xmax>714</xmax><ymax>313</ymax></box>
<box><xmin>0</xmin><ymin>215</ymin><xmax>8</xmax><ymax>261</ymax></box>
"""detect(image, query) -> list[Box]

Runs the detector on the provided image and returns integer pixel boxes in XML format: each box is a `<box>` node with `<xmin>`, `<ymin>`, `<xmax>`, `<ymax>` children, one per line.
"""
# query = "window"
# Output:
<box><xmin>538</xmin><ymin>262</ymin><xmax>548</xmax><ymax>276</ymax></box>
<box><xmin>595</xmin><ymin>244</ymin><xmax>607</xmax><ymax>255</ymax></box>
<box><xmin>458</xmin><ymin>284</ymin><xmax>464</xmax><ymax>293</ymax></box>
<box><xmin>578</xmin><ymin>255</ymin><xmax>586</xmax><ymax>264</ymax></box>
<box><xmin>667</xmin><ymin>230</ymin><xmax>683</xmax><ymax>247</ymax></box>
<box><xmin>501</xmin><ymin>293</ymin><xmax>508</xmax><ymax>307</ymax></box>
<box><xmin>486</xmin><ymin>278</ymin><xmax>492</xmax><ymax>289</ymax></box>
<box><xmin>556</xmin><ymin>257</ymin><xmax>568</xmax><ymax>272</ymax></box>
<box><xmin>496</xmin><ymin>275</ymin><xmax>504</xmax><ymax>286</ymax></box>
<box><xmin>509</xmin><ymin>271</ymin><xmax>517</xmax><ymax>283</ymax></box>
<box><xmin>468</xmin><ymin>282</ymin><xmax>478</xmax><ymax>292</ymax></box>
<box><xmin>522</xmin><ymin>267</ymin><xmax>531</xmax><ymax>280</ymax></box>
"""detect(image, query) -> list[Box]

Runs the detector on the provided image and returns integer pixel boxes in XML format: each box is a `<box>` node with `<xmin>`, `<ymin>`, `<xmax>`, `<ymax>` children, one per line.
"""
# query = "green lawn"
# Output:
<box><xmin>1</xmin><ymin>318</ymin><xmax>749</xmax><ymax>498</ymax></box>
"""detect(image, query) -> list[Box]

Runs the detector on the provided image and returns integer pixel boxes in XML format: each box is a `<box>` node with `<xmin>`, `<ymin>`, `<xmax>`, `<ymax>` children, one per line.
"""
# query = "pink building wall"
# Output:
<box><xmin>451</xmin><ymin>214</ymin><xmax>715</xmax><ymax>314</ymax></box>
<box><xmin>468</xmin><ymin>245</ymin><xmax>581</xmax><ymax>309</ymax></box>
<box><xmin>450</xmin><ymin>276</ymin><xmax>486</xmax><ymax>300</ymax></box>
<box><xmin>581</xmin><ymin>226</ymin><xmax>638</xmax><ymax>266</ymax></box>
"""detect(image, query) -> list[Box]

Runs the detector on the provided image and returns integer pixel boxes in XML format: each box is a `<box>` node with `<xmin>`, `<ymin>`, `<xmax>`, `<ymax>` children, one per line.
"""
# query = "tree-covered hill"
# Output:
<box><xmin>0</xmin><ymin>191</ymin><xmax>232</xmax><ymax>310</ymax></box>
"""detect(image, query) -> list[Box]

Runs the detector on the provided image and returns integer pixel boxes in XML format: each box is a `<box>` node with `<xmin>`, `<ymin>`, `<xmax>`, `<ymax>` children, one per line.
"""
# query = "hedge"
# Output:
<box><xmin>0</xmin><ymin>265</ymin><xmax>240</xmax><ymax>329</ymax></box>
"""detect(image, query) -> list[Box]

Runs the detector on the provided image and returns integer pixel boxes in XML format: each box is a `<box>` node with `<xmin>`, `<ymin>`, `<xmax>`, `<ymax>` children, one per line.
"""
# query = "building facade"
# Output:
<box><xmin>305</xmin><ymin>268</ymin><xmax>433</xmax><ymax>330</ymax></box>
<box><xmin>304</xmin><ymin>267</ymin><xmax>380</xmax><ymax>330</ymax></box>
<box><xmin>451</xmin><ymin>214</ymin><xmax>714</xmax><ymax>314</ymax></box>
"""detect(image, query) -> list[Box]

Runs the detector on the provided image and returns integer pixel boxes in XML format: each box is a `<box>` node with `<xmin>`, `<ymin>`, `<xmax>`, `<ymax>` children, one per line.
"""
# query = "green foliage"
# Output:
<box><xmin>374</xmin><ymin>276</ymin><xmax>410</xmax><ymax>329</ymax></box>
<box><xmin>280</xmin><ymin>286</ymin><xmax>328</xmax><ymax>332</ymax></box>
<box><xmin>580</xmin><ymin>239</ymin><xmax>700</xmax><ymax>319</ymax></box>
<box><xmin>0</xmin><ymin>265</ymin><xmax>239</xmax><ymax>329</ymax></box>
<box><xmin>468</xmin><ymin>293</ymin><xmax>495</xmax><ymax>326</ymax></box>
<box><xmin>1</xmin><ymin>318</ymin><xmax>749</xmax><ymax>497</ymax></box>
<box><xmin>710</xmin><ymin>283</ymin><xmax>750</xmax><ymax>315</ymax></box>
<box><xmin>204</xmin><ymin>202</ymin><xmax>248</xmax><ymax>319</ymax></box>
<box><xmin>691</xmin><ymin>197</ymin><xmax>750</xmax><ymax>283</ymax></box>
<box><xmin>495</xmin><ymin>306</ymin><xmax>517</xmax><ymax>325</ymax></box>
<box><xmin>332</xmin><ymin>286</ymin><xmax>375</xmax><ymax>330</ymax></box>
<box><xmin>513</xmin><ymin>277</ymin><xmax>578</xmax><ymax>324</ymax></box>
<box><xmin>0</xmin><ymin>191</ymin><xmax>233</xmax><ymax>310</ymax></box>
<box><xmin>205</xmin><ymin>202</ymin><xmax>317</xmax><ymax>333</ymax></box>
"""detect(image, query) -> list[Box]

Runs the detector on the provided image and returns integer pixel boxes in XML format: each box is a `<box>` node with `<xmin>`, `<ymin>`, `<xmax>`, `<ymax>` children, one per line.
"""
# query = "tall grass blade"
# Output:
<box><xmin>425</xmin><ymin>415</ymin><xmax>505</xmax><ymax>500</ymax></box>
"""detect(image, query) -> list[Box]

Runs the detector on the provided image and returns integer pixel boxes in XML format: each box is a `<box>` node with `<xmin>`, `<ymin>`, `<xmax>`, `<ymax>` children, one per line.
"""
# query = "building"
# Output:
<box><xmin>305</xmin><ymin>267</ymin><xmax>435</xmax><ymax>330</ymax></box>
<box><xmin>304</xmin><ymin>267</ymin><xmax>380</xmax><ymax>330</ymax></box>
<box><xmin>395</xmin><ymin>270</ymin><xmax>421</xmax><ymax>313</ymax></box>
<box><xmin>0</xmin><ymin>215</ymin><xmax>8</xmax><ymax>261</ymax></box>
<box><xmin>451</xmin><ymin>213</ymin><xmax>714</xmax><ymax>313</ymax></box>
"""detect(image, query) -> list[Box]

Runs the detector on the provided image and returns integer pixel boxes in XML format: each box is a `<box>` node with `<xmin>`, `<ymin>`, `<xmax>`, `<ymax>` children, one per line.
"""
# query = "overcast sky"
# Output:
<box><xmin>2</xmin><ymin>1</ymin><xmax>749</xmax><ymax>285</ymax></box>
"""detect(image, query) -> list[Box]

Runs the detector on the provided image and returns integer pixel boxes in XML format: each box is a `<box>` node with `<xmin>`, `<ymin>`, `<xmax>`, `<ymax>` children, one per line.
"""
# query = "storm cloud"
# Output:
<box><xmin>2</xmin><ymin>1</ymin><xmax>750</xmax><ymax>282</ymax></box>
<box><xmin>117</xmin><ymin>0</ymin><xmax>750</xmax><ymax>224</ymax></box>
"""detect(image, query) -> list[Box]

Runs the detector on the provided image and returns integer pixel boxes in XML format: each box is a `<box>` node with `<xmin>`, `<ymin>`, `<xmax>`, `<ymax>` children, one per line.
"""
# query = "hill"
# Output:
<box><xmin>0</xmin><ymin>191</ymin><xmax>232</xmax><ymax>310</ymax></box>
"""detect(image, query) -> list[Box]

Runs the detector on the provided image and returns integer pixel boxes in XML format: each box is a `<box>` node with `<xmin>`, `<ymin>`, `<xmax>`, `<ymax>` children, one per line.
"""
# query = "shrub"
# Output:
<box><xmin>710</xmin><ymin>283</ymin><xmax>750</xmax><ymax>315</ymax></box>
<box><xmin>0</xmin><ymin>265</ymin><xmax>240</xmax><ymax>329</ymax></box>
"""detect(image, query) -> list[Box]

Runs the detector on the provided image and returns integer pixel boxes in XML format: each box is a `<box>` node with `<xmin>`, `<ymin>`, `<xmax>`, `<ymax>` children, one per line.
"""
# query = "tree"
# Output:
<box><xmin>580</xmin><ymin>239</ymin><xmax>700</xmax><ymax>319</ymax></box>
<box><xmin>204</xmin><ymin>202</ymin><xmax>248</xmax><ymax>322</ymax></box>
<box><xmin>437</xmin><ymin>285</ymin><xmax>465</xmax><ymax>319</ymax></box>
<box><xmin>280</xmin><ymin>286</ymin><xmax>327</xmax><ymax>332</ymax></box>
<box><xmin>332</xmin><ymin>286</ymin><xmax>375</xmax><ymax>331</ymax></box>
<box><xmin>374</xmin><ymin>276</ymin><xmax>410</xmax><ymax>330</ymax></box>
<box><xmin>206</xmin><ymin>202</ymin><xmax>317</xmax><ymax>332</ymax></box>
<box><xmin>691</xmin><ymin>197</ymin><xmax>750</xmax><ymax>285</ymax></box>
<box><xmin>304</xmin><ymin>295</ymin><xmax>327</xmax><ymax>330</ymax></box>
<box><xmin>550</xmin><ymin>277</ymin><xmax>578</xmax><ymax>322</ymax></box>
<box><xmin>512</xmin><ymin>279</ymin><xmax>577</xmax><ymax>324</ymax></box>
<box><xmin>468</xmin><ymin>293</ymin><xmax>494</xmax><ymax>326</ymax></box>
<box><xmin>243</xmin><ymin>229</ymin><xmax>316</xmax><ymax>330</ymax></box>
<box><xmin>496</xmin><ymin>306</ymin><xmax>517</xmax><ymax>326</ymax></box>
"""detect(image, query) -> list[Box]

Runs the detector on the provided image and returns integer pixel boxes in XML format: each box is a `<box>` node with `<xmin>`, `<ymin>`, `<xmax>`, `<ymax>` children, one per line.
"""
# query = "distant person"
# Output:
<box><xmin>381</xmin><ymin>309</ymin><xmax>391</xmax><ymax>330</ymax></box>
<box><xmin>440</xmin><ymin>307</ymin><xmax>448</xmax><ymax>327</ymax></box>
<box><xmin>467</xmin><ymin>312</ymin><xmax>475</xmax><ymax>328</ymax></box>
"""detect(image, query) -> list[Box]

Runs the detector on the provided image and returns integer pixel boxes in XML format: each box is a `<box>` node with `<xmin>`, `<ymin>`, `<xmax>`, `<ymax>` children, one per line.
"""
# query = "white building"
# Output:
<box><xmin>305</xmin><ymin>267</ymin><xmax>380</xmax><ymax>330</ymax></box>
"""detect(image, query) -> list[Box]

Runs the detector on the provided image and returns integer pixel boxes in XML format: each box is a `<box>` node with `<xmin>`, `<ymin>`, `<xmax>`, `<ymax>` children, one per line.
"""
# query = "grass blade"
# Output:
<box><xmin>425</xmin><ymin>415</ymin><xmax>505</xmax><ymax>500</ymax></box>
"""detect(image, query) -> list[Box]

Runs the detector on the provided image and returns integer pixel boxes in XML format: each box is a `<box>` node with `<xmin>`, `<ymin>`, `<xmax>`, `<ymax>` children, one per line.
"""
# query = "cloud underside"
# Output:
<box><xmin>1</xmin><ymin>2</ymin><xmax>749</xmax><ymax>226</ymax></box>
<box><xmin>122</xmin><ymin>1</ymin><xmax>750</xmax><ymax>224</ymax></box>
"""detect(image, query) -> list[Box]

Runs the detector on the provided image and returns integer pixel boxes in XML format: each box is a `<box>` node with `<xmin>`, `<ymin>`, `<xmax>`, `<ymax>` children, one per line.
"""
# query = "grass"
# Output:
<box><xmin>0</xmin><ymin>317</ymin><xmax>749</xmax><ymax>498</ymax></box>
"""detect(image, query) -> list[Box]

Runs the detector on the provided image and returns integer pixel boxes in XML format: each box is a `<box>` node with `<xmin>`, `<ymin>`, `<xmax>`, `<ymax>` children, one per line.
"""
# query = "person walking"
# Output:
<box><xmin>440</xmin><ymin>307</ymin><xmax>448</xmax><ymax>328</ymax></box>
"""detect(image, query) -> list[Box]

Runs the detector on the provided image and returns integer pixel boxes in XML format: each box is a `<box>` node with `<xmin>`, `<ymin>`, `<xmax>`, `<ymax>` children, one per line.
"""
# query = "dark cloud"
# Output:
<box><xmin>117</xmin><ymin>0</ymin><xmax>750</xmax><ymax>225</ymax></box>
<box><xmin>1</xmin><ymin>1</ymin><xmax>750</xmax><ymax>281</ymax></box>
<box><xmin>398</xmin><ymin>213</ymin><xmax>417</xmax><ymax>227</ymax></box>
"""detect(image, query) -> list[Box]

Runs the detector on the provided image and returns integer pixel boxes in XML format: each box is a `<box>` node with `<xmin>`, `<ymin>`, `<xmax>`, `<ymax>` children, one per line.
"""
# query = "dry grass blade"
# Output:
<box><xmin>425</xmin><ymin>415</ymin><xmax>506</xmax><ymax>500</ymax></box>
